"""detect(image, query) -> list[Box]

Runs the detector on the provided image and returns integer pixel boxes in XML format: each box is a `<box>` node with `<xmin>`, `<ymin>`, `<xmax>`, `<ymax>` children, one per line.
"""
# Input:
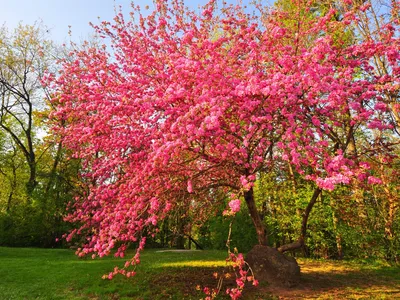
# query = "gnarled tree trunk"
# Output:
<box><xmin>244</xmin><ymin>187</ymin><xmax>268</xmax><ymax>245</ymax></box>
<box><xmin>244</xmin><ymin>187</ymin><xmax>301</xmax><ymax>287</ymax></box>
<box><xmin>278</xmin><ymin>188</ymin><xmax>322</xmax><ymax>253</ymax></box>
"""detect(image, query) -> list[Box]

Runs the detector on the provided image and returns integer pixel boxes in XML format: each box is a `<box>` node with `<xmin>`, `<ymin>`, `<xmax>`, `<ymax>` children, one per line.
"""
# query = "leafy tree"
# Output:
<box><xmin>0</xmin><ymin>22</ymin><xmax>78</xmax><ymax>247</ymax></box>
<box><xmin>50</xmin><ymin>0</ymin><xmax>399</xmax><ymax>292</ymax></box>
<box><xmin>0</xmin><ymin>22</ymin><xmax>54</xmax><ymax>197</ymax></box>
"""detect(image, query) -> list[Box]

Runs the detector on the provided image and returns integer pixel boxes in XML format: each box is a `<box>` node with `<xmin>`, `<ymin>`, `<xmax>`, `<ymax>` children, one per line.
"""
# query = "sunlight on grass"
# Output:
<box><xmin>300</xmin><ymin>263</ymin><xmax>360</xmax><ymax>274</ymax></box>
<box><xmin>297</xmin><ymin>259</ymin><xmax>365</xmax><ymax>274</ymax></box>
<box><xmin>158</xmin><ymin>260</ymin><xmax>228</xmax><ymax>268</ymax></box>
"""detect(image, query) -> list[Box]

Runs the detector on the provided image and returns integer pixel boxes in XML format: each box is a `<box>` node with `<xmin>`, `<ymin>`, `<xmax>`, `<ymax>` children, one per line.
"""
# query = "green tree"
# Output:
<box><xmin>0</xmin><ymin>22</ymin><xmax>79</xmax><ymax>247</ymax></box>
<box><xmin>0</xmin><ymin>22</ymin><xmax>55</xmax><ymax>197</ymax></box>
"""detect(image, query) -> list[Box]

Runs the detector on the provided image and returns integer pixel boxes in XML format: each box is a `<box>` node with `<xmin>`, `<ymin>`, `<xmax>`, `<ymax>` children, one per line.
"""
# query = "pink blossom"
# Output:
<box><xmin>228</xmin><ymin>199</ymin><xmax>241</xmax><ymax>213</ymax></box>
<box><xmin>374</xmin><ymin>102</ymin><xmax>387</xmax><ymax>111</ymax></box>
<box><xmin>187</xmin><ymin>179</ymin><xmax>193</xmax><ymax>193</ymax></box>
<box><xmin>236</xmin><ymin>278</ymin><xmax>245</xmax><ymax>288</ymax></box>
<box><xmin>226</xmin><ymin>288</ymin><xmax>242</xmax><ymax>300</ymax></box>
<box><xmin>240</xmin><ymin>176</ymin><xmax>248</xmax><ymax>187</ymax></box>
<box><xmin>368</xmin><ymin>176</ymin><xmax>382</xmax><ymax>185</ymax></box>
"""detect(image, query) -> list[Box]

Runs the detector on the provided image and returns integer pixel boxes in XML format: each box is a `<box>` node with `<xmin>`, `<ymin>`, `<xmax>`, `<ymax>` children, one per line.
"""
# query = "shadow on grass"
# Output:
<box><xmin>241</xmin><ymin>260</ymin><xmax>400</xmax><ymax>300</ymax></box>
<box><xmin>149</xmin><ymin>266</ymin><xmax>237</xmax><ymax>299</ymax></box>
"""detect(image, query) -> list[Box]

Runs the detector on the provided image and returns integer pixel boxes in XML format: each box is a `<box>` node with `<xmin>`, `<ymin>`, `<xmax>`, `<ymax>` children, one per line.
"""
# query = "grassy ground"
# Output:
<box><xmin>0</xmin><ymin>247</ymin><xmax>399</xmax><ymax>299</ymax></box>
<box><xmin>245</xmin><ymin>259</ymin><xmax>400</xmax><ymax>299</ymax></box>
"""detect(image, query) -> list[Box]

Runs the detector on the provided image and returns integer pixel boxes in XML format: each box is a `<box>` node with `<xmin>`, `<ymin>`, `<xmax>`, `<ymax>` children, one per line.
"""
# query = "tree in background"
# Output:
<box><xmin>0</xmin><ymin>23</ymin><xmax>53</xmax><ymax>197</ymax></box>
<box><xmin>249</xmin><ymin>0</ymin><xmax>400</xmax><ymax>262</ymax></box>
<box><xmin>0</xmin><ymin>22</ymin><xmax>77</xmax><ymax>247</ymax></box>
<box><xmin>350</xmin><ymin>0</ymin><xmax>400</xmax><ymax>263</ymax></box>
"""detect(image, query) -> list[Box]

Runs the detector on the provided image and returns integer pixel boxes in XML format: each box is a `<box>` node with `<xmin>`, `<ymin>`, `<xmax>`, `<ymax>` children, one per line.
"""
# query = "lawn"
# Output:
<box><xmin>0</xmin><ymin>247</ymin><xmax>230</xmax><ymax>300</ymax></box>
<box><xmin>0</xmin><ymin>247</ymin><xmax>399</xmax><ymax>299</ymax></box>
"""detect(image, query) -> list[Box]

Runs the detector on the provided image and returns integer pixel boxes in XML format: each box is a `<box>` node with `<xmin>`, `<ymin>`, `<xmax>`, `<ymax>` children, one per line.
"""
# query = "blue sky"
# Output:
<box><xmin>0</xmin><ymin>0</ymin><xmax>148</xmax><ymax>43</ymax></box>
<box><xmin>0</xmin><ymin>0</ymin><xmax>260</xmax><ymax>44</ymax></box>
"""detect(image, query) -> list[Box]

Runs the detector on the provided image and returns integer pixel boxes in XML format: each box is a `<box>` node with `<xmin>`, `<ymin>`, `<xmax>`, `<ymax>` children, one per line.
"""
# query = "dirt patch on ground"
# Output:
<box><xmin>149</xmin><ymin>259</ymin><xmax>400</xmax><ymax>299</ymax></box>
<box><xmin>155</xmin><ymin>250</ymin><xmax>202</xmax><ymax>253</ymax></box>
<box><xmin>242</xmin><ymin>260</ymin><xmax>400</xmax><ymax>299</ymax></box>
<box><xmin>150</xmin><ymin>267</ymin><xmax>237</xmax><ymax>298</ymax></box>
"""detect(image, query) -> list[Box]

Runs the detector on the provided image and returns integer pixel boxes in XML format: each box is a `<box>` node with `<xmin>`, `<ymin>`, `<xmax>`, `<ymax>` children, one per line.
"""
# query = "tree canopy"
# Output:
<box><xmin>47</xmin><ymin>0</ymin><xmax>399</xmax><ymax>294</ymax></box>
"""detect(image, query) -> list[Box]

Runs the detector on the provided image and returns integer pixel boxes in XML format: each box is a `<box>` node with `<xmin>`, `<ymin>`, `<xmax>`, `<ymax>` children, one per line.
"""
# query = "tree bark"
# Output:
<box><xmin>184</xmin><ymin>234</ymin><xmax>204</xmax><ymax>250</ymax></box>
<box><xmin>44</xmin><ymin>141</ymin><xmax>63</xmax><ymax>198</ymax></box>
<box><xmin>244</xmin><ymin>187</ymin><xmax>268</xmax><ymax>245</ymax></box>
<box><xmin>278</xmin><ymin>188</ymin><xmax>321</xmax><ymax>253</ymax></box>
<box><xmin>330</xmin><ymin>197</ymin><xmax>343</xmax><ymax>259</ymax></box>
<box><xmin>6</xmin><ymin>164</ymin><xmax>17</xmax><ymax>212</ymax></box>
<box><xmin>175</xmin><ymin>216</ymin><xmax>186</xmax><ymax>249</ymax></box>
<box><xmin>27</xmin><ymin>160</ymin><xmax>37</xmax><ymax>197</ymax></box>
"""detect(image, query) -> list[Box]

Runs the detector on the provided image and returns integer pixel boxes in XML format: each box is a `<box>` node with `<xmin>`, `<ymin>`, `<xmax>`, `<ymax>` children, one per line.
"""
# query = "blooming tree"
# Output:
<box><xmin>48</xmin><ymin>0</ymin><xmax>399</xmax><ymax>295</ymax></box>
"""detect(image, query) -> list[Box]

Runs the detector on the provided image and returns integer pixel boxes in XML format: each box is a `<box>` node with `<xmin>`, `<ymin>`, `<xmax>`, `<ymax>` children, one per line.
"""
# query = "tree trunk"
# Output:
<box><xmin>161</xmin><ymin>218</ymin><xmax>169</xmax><ymax>247</ymax></box>
<box><xmin>383</xmin><ymin>195</ymin><xmax>398</xmax><ymax>262</ymax></box>
<box><xmin>184</xmin><ymin>234</ymin><xmax>204</xmax><ymax>250</ymax></box>
<box><xmin>330</xmin><ymin>197</ymin><xmax>343</xmax><ymax>259</ymax></box>
<box><xmin>26</xmin><ymin>161</ymin><xmax>37</xmax><ymax>197</ymax></box>
<box><xmin>44</xmin><ymin>141</ymin><xmax>63</xmax><ymax>198</ymax></box>
<box><xmin>6</xmin><ymin>164</ymin><xmax>17</xmax><ymax>212</ymax></box>
<box><xmin>175</xmin><ymin>212</ymin><xmax>186</xmax><ymax>249</ymax></box>
<box><xmin>278</xmin><ymin>188</ymin><xmax>321</xmax><ymax>253</ymax></box>
<box><xmin>244</xmin><ymin>187</ymin><xmax>268</xmax><ymax>245</ymax></box>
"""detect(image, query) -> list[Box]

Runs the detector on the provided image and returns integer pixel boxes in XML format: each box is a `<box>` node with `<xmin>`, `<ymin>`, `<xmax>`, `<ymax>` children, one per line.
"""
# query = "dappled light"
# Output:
<box><xmin>157</xmin><ymin>260</ymin><xmax>227</xmax><ymax>268</ymax></box>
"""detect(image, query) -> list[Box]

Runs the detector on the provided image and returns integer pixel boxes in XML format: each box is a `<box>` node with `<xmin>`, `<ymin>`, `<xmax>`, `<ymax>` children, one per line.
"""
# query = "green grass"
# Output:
<box><xmin>1</xmin><ymin>247</ymin><xmax>400</xmax><ymax>299</ymax></box>
<box><xmin>0</xmin><ymin>247</ymin><xmax>229</xmax><ymax>300</ymax></box>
